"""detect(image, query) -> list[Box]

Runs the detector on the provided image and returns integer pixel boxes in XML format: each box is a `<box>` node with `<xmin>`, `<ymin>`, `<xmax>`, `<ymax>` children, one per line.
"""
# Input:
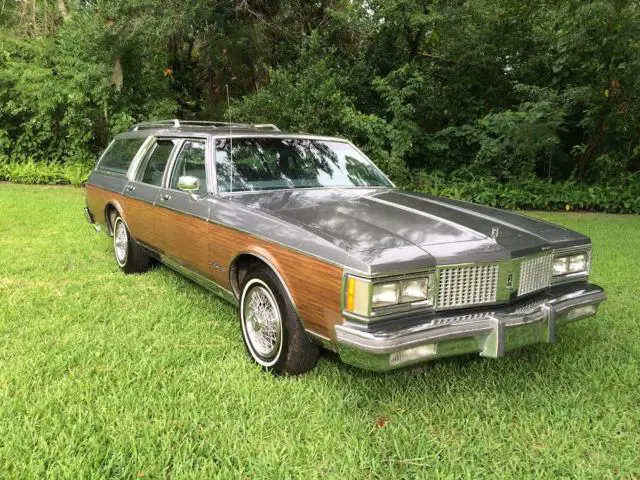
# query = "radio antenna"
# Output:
<box><xmin>226</xmin><ymin>84</ymin><xmax>233</xmax><ymax>194</ymax></box>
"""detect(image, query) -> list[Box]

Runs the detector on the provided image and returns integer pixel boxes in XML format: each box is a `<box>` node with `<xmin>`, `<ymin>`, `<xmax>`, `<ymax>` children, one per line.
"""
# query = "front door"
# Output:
<box><xmin>155</xmin><ymin>138</ymin><xmax>212</xmax><ymax>276</ymax></box>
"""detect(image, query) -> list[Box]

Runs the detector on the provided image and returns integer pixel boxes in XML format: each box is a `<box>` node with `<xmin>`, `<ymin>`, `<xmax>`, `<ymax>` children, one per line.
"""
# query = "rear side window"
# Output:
<box><xmin>139</xmin><ymin>139</ymin><xmax>178</xmax><ymax>186</ymax></box>
<box><xmin>97</xmin><ymin>137</ymin><xmax>145</xmax><ymax>174</ymax></box>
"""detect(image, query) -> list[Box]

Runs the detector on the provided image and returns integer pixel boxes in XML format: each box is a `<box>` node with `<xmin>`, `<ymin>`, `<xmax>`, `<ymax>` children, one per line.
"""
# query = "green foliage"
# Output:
<box><xmin>406</xmin><ymin>170</ymin><xmax>640</xmax><ymax>214</ymax></box>
<box><xmin>0</xmin><ymin>159</ymin><xmax>91</xmax><ymax>186</ymax></box>
<box><xmin>0</xmin><ymin>0</ymin><xmax>639</xmax><ymax>211</ymax></box>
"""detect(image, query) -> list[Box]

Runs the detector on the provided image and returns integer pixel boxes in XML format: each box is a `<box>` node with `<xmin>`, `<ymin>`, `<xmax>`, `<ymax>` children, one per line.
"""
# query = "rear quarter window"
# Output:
<box><xmin>97</xmin><ymin>137</ymin><xmax>146</xmax><ymax>174</ymax></box>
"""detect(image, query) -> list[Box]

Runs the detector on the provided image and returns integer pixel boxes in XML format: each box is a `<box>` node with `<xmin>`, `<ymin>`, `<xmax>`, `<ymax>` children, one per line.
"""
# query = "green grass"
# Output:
<box><xmin>1</xmin><ymin>183</ymin><xmax>638</xmax><ymax>479</ymax></box>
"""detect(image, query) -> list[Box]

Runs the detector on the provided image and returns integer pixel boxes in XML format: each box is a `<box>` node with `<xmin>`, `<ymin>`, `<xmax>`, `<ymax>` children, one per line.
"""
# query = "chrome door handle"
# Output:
<box><xmin>125</xmin><ymin>185</ymin><xmax>135</xmax><ymax>192</ymax></box>
<box><xmin>160</xmin><ymin>194</ymin><xmax>171</xmax><ymax>201</ymax></box>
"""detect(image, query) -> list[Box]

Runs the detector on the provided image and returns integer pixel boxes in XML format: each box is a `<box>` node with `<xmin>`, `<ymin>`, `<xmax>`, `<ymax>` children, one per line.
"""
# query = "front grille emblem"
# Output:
<box><xmin>506</xmin><ymin>272</ymin><xmax>514</xmax><ymax>289</ymax></box>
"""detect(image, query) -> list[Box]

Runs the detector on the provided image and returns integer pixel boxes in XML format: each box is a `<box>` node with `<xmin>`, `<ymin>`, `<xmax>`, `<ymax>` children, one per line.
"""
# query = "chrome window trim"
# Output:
<box><xmin>130</xmin><ymin>136</ymin><xmax>182</xmax><ymax>186</ymax></box>
<box><xmin>345</xmin><ymin>140</ymin><xmax>395</xmax><ymax>189</ymax></box>
<box><xmin>162</xmin><ymin>139</ymin><xmax>185</xmax><ymax>189</ymax></box>
<box><xmin>163</xmin><ymin>138</ymin><xmax>210</xmax><ymax>193</ymax></box>
<box><xmin>126</xmin><ymin>135</ymin><xmax>156</xmax><ymax>181</ymax></box>
<box><xmin>206</xmin><ymin>135</ymin><xmax>217</xmax><ymax>195</ymax></box>
<box><xmin>94</xmin><ymin>138</ymin><xmax>117</xmax><ymax>170</ymax></box>
<box><xmin>93</xmin><ymin>136</ymin><xmax>149</xmax><ymax>178</ymax></box>
<box><xmin>210</xmin><ymin>136</ymin><xmax>394</xmax><ymax>195</ymax></box>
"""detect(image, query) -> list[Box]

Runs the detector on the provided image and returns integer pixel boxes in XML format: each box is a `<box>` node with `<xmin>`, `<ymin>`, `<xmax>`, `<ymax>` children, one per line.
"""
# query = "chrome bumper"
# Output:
<box><xmin>83</xmin><ymin>206</ymin><xmax>94</xmax><ymax>224</ymax></box>
<box><xmin>335</xmin><ymin>283</ymin><xmax>606</xmax><ymax>371</ymax></box>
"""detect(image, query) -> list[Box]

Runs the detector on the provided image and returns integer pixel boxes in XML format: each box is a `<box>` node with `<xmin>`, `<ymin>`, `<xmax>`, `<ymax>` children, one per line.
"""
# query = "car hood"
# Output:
<box><xmin>232</xmin><ymin>188</ymin><xmax>589</xmax><ymax>273</ymax></box>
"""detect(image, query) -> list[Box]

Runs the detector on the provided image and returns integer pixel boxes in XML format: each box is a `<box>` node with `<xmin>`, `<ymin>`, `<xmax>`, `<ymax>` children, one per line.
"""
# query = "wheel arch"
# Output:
<box><xmin>229</xmin><ymin>250</ymin><xmax>300</xmax><ymax>320</ymax></box>
<box><xmin>103</xmin><ymin>200</ymin><xmax>126</xmax><ymax>236</ymax></box>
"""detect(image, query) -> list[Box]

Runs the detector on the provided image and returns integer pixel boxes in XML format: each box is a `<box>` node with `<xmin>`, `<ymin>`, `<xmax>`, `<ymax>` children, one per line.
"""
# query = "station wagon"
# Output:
<box><xmin>84</xmin><ymin>119</ymin><xmax>606</xmax><ymax>374</ymax></box>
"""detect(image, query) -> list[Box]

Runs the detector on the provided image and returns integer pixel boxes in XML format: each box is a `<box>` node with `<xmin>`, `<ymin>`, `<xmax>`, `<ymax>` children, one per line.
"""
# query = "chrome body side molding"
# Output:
<box><xmin>160</xmin><ymin>256</ymin><xmax>238</xmax><ymax>306</ymax></box>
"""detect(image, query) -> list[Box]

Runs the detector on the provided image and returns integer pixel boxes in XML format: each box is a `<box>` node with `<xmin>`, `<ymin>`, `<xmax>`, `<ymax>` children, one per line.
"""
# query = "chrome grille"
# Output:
<box><xmin>436</xmin><ymin>264</ymin><xmax>499</xmax><ymax>309</ymax></box>
<box><xmin>518</xmin><ymin>253</ymin><xmax>553</xmax><ymax>296</ymax></box>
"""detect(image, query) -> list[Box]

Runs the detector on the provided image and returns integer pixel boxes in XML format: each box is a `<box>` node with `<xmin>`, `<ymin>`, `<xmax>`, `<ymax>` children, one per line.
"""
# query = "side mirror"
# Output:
<box><xmin>177</xmin><ymin>175</ymin><xmax>200</xmax><ymax>193</ymax></box>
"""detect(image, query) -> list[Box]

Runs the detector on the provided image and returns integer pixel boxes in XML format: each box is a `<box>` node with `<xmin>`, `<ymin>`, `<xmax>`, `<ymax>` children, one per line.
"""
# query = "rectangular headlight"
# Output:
<box><xmin>372</xmin><ymin>275</ymin><xmax>434</xmax><ymax>309</ymax></box>
<box><xmin>553</xmin><ymin>251</ymin><xmax>590</xmax><ymax>277</ymax></box>
<box><xmin>372</xmin><ymin>282</ymin><xmax>399</xmax><ymax>308</ymax></box>
<box><xmin>569</xmin><ymin>253</ymin><xmax>587</xmax><ymax>272</ymax></box>
<box><xmin>345</xmin><ymin>273</ymin><xmax>435</xmax><ymax>317</ymax></box>
<box><xmin>400</xmin><ymin>278</ymin><xmax>429</xmax><ymax>303</ymax></box>
<box><xmin>553</xmin><ymin>257</ymin><xmax>570</xmax><ymax>276</ymax></box>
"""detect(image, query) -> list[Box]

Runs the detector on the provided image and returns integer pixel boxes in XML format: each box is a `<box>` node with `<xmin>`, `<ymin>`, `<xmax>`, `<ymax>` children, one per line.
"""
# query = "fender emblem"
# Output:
<box><xmin>210</xmin><ymin>261</ymin><xmax>226</xmax><ymax>272</ymax></box>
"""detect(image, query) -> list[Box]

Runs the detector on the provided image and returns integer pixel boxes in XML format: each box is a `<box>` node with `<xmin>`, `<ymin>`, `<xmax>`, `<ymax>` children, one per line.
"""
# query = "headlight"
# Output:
<box><xmin>400</xmin><ymin>278</ymin><xmax>429</xmax><ymax>303</ymax></box>
<box><xmin>372</xmin><ymin>282</ymin><xmax>399</xmax><ymax>308</ymax></box>
<box><xmin>553</xmin><ymin>252</ymin><xmax>590</xmax><ymax>276</ymax></box>
<box><xmin>372</xmin><ymin>277</ymin><xmax>433</xmax><ymax>308</ymax></box>
<box><xmin>345</xmin><ymin>274</ymin><xmax>434</xmax><ymax>316</ymax></box>
<box><xmin>569</xmin><ymin>253</ymin><xmax>588</xmax><ymax>272</ymax></box>
<box><xmin>553</xmin><ymin>257</ymin><xmax>570</xmax><ymax>276</ymax></box>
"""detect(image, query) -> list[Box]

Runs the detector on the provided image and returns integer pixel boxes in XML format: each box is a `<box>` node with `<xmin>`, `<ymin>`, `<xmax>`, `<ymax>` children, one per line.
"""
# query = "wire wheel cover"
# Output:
<box><xmin>114</xmin><ymin>220</ymin><xmax>128</xmax><ymax>264</ymax></box>
<box><xmin>243</xmin><ymin>284</ymin><xmax>282</xmax><ymax>359</ymax></box>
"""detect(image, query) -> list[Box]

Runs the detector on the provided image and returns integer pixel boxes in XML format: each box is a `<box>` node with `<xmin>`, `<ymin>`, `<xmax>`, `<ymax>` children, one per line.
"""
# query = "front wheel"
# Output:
<box><xmin>240</xmin><ymin>266</ymin><xmax>319</xmax><ymax>375</ymax></box>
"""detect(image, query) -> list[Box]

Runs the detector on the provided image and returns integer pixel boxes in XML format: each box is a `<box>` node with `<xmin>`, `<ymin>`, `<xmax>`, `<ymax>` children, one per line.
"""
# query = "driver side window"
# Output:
<box><xmin>170</xmin><ymin>140</ymin><xmax>207</xmax><ymax>194</ymax></box>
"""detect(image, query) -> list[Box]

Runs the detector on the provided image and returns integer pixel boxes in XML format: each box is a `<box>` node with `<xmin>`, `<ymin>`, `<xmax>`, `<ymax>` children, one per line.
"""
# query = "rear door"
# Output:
<box><xmin>124</xmin><ymin>137</ymin><xmax>180</xmax><ymax>248</ymax></box>
<box><xmin>155</xmin><ymin>138</ymin><xmax>212</xmax><ymax>276</ymax></box>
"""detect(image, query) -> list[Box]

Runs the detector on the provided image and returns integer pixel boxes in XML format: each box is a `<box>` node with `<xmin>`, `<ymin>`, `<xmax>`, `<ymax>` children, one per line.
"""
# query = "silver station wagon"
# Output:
<box><xmin>84</xmin><ymin>119</ymin><xmax>607</xmax><ymax>374</ymax></box>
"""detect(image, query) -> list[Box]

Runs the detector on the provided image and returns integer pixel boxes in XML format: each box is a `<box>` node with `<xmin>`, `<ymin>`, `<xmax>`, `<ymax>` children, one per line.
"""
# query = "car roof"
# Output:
<box><xmin>115</xmin><ymin>119</ymin><xmax>349</xmax><ymax>143</ymax></box>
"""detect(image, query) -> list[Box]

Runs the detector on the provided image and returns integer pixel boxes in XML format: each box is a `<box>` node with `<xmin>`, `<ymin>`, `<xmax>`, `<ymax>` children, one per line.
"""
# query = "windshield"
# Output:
<box><xmin>215</xmin><ymin>138</ymin><xmax>392</xmax><ymax>192</ymax></box>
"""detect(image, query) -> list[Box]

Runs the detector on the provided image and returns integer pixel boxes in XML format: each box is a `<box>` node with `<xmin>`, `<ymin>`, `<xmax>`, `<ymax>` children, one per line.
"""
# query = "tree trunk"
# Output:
<box><xmin>57</xmin><ymin>0</ymin><xmax>70</xmax><ymax>21</ymax></box>
<box><xmin>112</xmin><ymin>56</ymin><xmax>124</xmax><ymax>91</ymax></box>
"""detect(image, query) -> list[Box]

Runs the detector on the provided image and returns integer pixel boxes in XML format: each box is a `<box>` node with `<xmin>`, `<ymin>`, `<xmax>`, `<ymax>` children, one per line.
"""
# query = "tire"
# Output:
<box><xmin>112</xmin><ymin>214</ymin><xmax>150</xmax><ymax>274</ymax></box>
<box><xmin>239</xmin><ymin>265</ymin><xmax>320</xmax><ymax>375</ymax></box>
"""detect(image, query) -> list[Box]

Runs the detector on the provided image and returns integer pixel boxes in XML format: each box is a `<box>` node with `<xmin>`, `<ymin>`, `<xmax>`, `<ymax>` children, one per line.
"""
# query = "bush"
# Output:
<box><xmin>405</xmin><ymin>170</ymin><xmax>640</xmax><ymax>214</ymax></box>
<box><xmin>0</xmin><ymin>160</ymin><xmax>91</xmax><ymax>186</ymax></box>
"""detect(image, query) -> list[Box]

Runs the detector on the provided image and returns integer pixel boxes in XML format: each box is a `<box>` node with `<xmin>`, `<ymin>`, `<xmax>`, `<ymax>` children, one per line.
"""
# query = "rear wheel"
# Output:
<box><xmin>240</xmin><ymin>266</ymin><xmax>319</xmax><ymax>375</ymax></box>
<box><xmin>112</xmin><ymin>215</ymin><xmax>150</xmax><ymax>274</ymax></box>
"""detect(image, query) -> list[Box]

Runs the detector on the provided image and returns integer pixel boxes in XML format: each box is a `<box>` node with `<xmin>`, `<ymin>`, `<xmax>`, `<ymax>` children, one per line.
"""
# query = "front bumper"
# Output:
<box><xmin>335</xmin><ymin>282</ymin><xmax>606</xmax><ymax>371</ymax></box>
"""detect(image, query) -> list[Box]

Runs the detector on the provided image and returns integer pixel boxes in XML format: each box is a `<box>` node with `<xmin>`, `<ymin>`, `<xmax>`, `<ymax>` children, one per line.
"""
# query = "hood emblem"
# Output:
<box><xmin>491</xmin><ymin>227</ymin><xmax>500</xmax><ymax>239</ymax></box>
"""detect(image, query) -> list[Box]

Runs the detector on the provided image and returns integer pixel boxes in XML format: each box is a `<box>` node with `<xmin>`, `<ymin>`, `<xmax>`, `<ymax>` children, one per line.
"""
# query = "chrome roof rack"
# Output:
<box><xmin>129</xmin><ymin>119</ymin><xmax>280</xmax><ymax>131</ymax></box>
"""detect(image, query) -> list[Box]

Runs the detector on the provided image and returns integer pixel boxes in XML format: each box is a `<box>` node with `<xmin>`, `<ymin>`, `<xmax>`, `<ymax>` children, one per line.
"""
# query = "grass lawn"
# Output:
<box><xmin>1</xmin><ymin>183</ymin><xmax>638</xmax><ymax>479</ymax></box>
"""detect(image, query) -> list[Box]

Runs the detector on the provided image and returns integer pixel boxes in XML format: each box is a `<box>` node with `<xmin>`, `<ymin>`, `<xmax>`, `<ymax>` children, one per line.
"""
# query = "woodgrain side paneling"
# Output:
<box><xmin>119</xmin><ymin>194</ymin><xmax>157</xmax><ymax>246</ymax></box>
<box><xmin>84</xmin><ymin>184</ymin><xmax>344</xmax><ymax>340</ymax></box>
<box><xmin>154</xmin><ymin>205</ymin><xmax>211</xmax><ymax>278</ymax></box>
<box><xmin>86</xmin><ymin>184</ymin><xmax>158</xmax><ymax>247</ymax></box>
<box><xmin>85</xmin><ymin>184</ymin><xmax>113</xmax><ymax>230</ymax></box>
<box><xmin>206</xmin><ymin>225</ymin><xmax>344</xmax><ymax>339</ymax></box>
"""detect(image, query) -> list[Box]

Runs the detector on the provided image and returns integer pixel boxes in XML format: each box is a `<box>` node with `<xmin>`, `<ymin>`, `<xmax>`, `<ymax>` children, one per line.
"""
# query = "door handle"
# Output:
<box><xmin>160</xmin><ymin>194</ymin><xmax>171</xmax><ymax>201</ymax></box>
<box><xmin>125</xmin><ymin>184</ymin><xmax>135</xmax><ymax>192</ymax></box>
